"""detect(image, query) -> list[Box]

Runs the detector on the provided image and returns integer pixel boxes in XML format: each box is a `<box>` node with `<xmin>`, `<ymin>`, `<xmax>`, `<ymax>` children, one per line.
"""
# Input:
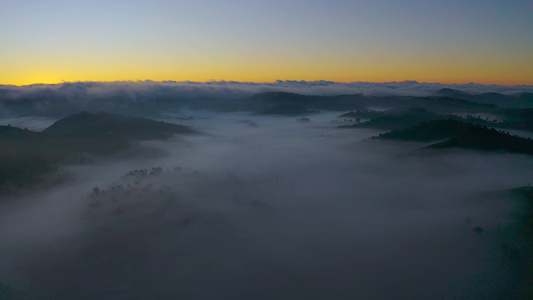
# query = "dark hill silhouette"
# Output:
<box><xmin>0</xmin><ymin>125</ymin><xmax>41</xmax><ymax>140</ymax></box>
<box><xmin>1</xmin><ymin>126</ymin><xmax>56</xmax><ymax>195</ymax></box>
<box><xmin>518</xmin><ymin>92</ymin><xmax>533</xmax><ymax>104</ymax></box>
<box><xmin>488</xmin><ymin>108</ymin><xmax>533</xmax><ymax>132</ymax></box>
<box><xmin>437</xmin><ymin>88</ymin><xmax>471</xmax><ymax>98</ymax></box>
<box><xmin>378</xmin><ymin>95</ymin><xmax>496</xmax><ymax>114</ymax></box>
<box><xmin>244</xmin><ymin>92</ymin><xmax>369</xmax><ymax>112</ymax></box>
<box><xmin>1</xmin><ymin>112</ymin><xmax>196</xmax><ymax>196</ymax></box>
<box><xmin>497</xmin><ymin>108</ymin><xmax>533</xmax><ymax>122</ymax></box>
<box><xmin>376</xmin><ymin>119</ymin><xmax>533</xmax><ymax>156</ymax></box>
<box><xmin>339</xmin><ymin>108</ymin><xmax>465</xmax><ymax>130</ymax></box>
<box><xmin>44</xmin><ymin>111</ymin><xmax>195</xmax><ymax>139</ymax></box>
<box><xmin>414</xmin><ymin>97</ymin><xmax>496</xmax><ymax>111</ymax></box>
<box><xmin>437</xmin><ymin>89</ymin><xmax>533</xmax><ymax>108</ymax></box>
<box><xmin>434</xmin><ymin>96</ymin><xmax>495</xmax><ymax>108</ymax></box>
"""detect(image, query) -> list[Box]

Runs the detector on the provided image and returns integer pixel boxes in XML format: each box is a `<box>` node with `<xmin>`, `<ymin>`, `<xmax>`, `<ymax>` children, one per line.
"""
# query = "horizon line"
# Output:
<box><xmin>2</xmin><ymin>79</ymin><xmax>533</xmax><ymax>88</ymax></box>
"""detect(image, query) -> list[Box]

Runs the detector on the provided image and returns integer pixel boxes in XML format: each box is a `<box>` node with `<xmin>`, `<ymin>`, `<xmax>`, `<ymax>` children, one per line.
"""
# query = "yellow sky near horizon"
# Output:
<box><xmin>1</xmin><ymin>1</ymin><xmax>532</xmax><ymax>86</ymax></box>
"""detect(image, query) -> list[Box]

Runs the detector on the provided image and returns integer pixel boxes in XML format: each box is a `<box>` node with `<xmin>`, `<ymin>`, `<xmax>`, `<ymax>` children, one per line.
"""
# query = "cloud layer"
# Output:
<box><xmin>1</xmin><ymin>80</ymin><xmax>532</xmax><ymax>118</ymax></box>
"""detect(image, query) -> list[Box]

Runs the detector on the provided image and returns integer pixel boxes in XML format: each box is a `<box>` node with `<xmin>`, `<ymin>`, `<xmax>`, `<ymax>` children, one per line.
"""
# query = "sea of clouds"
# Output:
<box><xmin>2</xmin><ymin>80</ymin><xmax>532</xmax><ymax>119</ymax></box>
<box><xmin>2</xmin><ymin>80</ymin><xmax>532</xmax><ymax>100</ymax></box>
<box><xmin>0</xmin><ymin>111</ymin><xmax>530</xmax><ymax>299</ymax></box>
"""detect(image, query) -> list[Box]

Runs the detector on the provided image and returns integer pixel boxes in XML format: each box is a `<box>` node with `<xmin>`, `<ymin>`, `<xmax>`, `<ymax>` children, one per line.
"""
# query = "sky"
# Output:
<box><xmin>1</xmin><ymin>0</ymin><xmax>532</xmax><ymax>86</ymax></box>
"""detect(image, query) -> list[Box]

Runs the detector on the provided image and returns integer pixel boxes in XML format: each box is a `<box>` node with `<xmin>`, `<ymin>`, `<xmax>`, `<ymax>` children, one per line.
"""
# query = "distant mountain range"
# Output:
<box><xmin>4</xmin><ymin>89</ymin><xmax>529</xmax><ymax>118</ymax></box>
<box><xmin>2</xmin><ymin>89</ymin><xmax>533</xmax><ymax>194</ymax></box>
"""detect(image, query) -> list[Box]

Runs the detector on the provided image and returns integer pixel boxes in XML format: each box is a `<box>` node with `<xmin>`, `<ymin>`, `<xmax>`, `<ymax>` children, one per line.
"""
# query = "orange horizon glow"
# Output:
<box><xmin>2</xmin><ymin>2</ymin><xmax>532</xmax><ymax>88</ymax></box>
<box><xmin>2</xmin><ymin>58</ymin><xmax>532</xmax><ymax>87</ymax></box>
<box><xmin>2</xmin><ymin>76</ymin><xmax>532</xmax><ymax>88</ymax></box>
<box><xmin>2</xmin><ymin>54</ymin><xmax>531</xmax><ymax>87</ymax></box>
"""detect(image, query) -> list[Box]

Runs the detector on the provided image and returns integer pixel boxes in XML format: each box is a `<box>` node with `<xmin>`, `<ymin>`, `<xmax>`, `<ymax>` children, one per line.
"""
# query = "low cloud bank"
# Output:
<box><xmin>1</xmin><ymin>80</ymin><xmax>532</xmax><ymax>117</ymax></box>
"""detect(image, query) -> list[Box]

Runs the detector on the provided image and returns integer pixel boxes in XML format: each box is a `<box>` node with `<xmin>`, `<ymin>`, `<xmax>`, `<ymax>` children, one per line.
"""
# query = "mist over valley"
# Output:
<box><xmin>0</xmin><ymin>85</ymin><xmax>532</xmax><ymax>299</ymax></box>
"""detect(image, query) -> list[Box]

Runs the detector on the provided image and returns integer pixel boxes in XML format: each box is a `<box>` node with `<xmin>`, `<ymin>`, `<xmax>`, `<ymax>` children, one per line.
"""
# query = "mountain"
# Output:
<box><xmin>437</xmin><ymin>89</ymin><xmax>533</xmax><ymax>108</ymax></box>
<box><xmin>407</xmin><ymin>96</ymin><xmax>497</xmax><ymax>113</ymax></box>
<box><xmin>375</xmin><ymin>119</ymin><xmax>533</xmax><ymax>156</ymax></box>
<box><xmin>489</xmin><ymin>108</ymin><xmax>533</xmax><ymax>132</ymax></box>
<box><xmin>474</xmin><ymin>92</ymin><xmax>533</xmax><ymax>108</ymax></box>
<box><xmin>437</xmin><ymin>88</ymin><xmax>471</xmax><ymax>98</ymax></box>
<box><xmin>339</xmin><ymin>108</ymin><xmax>466</xmax><ymax>130</ymax></box>
<box><xmin>244</xmin><ymin>92</ymin><xmax>370</xmax><ymax>112</ymax></box>
<box><xmin>0</xmin><ymin>124</ymin><xmax>41</xmax><ymax>140</ymax></box>
<box><xmin>0</xmin><ymin>126</ymin><xmax>55</xmax><ymax>195</ymax></box>
<box><xmin>1</xmin><ymin>112</ymin><xmax>196</xmax><ymax>195</ymax></box>
<box><xmin>430</xmin><ymin>96</ymin><xmax>496</xmax><ymax>109</ymax></box>
<box><xmin>518</xmin><ymin>92</ymin><xmax>533</xmax><ymax>104</ymax></box>
<box><xmin>496</xmin><ymin>108</ymin><xmax>533</xmax><ymax>123</ymax></box>
<box><xmin>43</xmin><ymin>111</ymin><xmax>195</xmax><ymax>139</ymax></box>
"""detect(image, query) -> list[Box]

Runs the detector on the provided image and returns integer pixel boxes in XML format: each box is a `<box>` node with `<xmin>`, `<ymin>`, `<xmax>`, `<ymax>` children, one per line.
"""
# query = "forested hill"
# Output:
<box><xmin>338</xmin><ymin>108</ymin><xmax>462</xmax><ymax>130</ymax></box>
<box><xmin>43</xmin><ymin>111</ymin><xmax>195</xmax><ymax>139</ymax></box>
<box><xmin>0</xmin><ymin>112</ymin><xmax>196</xmax><ymax>196</ymax></box>
<box><xmin>376</xmin><ymin>119</ymin><xmax>533</xmax><ymax>156</ymax></box>
<box><xmin>438</xmin><ymin>88</ymin><xmax>533</xmax><ymax>108</ymax></box>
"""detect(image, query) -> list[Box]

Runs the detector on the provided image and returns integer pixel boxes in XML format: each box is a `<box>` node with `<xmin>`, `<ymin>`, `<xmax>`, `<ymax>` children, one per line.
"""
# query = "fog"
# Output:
<box><xmin>2</xmin><ymin>81</ymin><xmax>533</xmax><ymax>118</ymax></box>
<box><xmin>0</xmin><ymin>116</ymin><xmax>57</xmax><ymax>132</ymax></box>
<box><xmin>0</xmin><ymin>112</ymin><xmax>531</xmax><ymax>299</ymax></box>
